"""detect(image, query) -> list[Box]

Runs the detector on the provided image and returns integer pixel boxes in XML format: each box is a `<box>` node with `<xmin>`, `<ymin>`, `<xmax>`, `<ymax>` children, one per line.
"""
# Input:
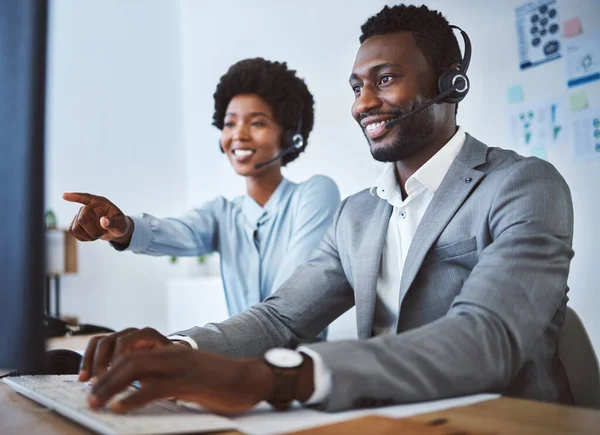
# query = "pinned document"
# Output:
<box><xmin>508</xmin><ymin>97</ymin><xmax>567</xmax><ymax>149</ymax></box>
<box><xmin>515</xmin><ymin>0</ymin><xmax>561</xmax><ymax>70</ymax></box>
<box><xmin>507</xmin><ymin>85</ymin><xmax>525</xmax><ymax>104</ymax></box>
<box><xmin>572</xmin><ymin>107</ymin><xmax>600</xmax><ymax>162</ymax></box>
<box><xmin>566</xmin><ymin>32</ymin><xmax>600</xmax><ymax>88</ymax></box>
<box><xmin>530</xmin><ymin>147</ymin><xmax>547</xmax><ymax>160</ymax></box>
<box><xmin>562</xmin><ymin>17</ymin><xmax>582</xmax><ymax>38</ymax></box>
<box><xmin>569</xmin><ymin>92</ymin><xmax>588</xmax><ymax>112</ymax></box>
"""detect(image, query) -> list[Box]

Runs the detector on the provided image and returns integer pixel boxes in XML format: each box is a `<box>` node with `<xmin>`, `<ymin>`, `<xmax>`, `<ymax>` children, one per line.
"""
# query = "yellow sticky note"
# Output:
<box><xmin>569</xmin><ymin>92</ymin><xmax>588</xmax><ymax>112</ymax></box>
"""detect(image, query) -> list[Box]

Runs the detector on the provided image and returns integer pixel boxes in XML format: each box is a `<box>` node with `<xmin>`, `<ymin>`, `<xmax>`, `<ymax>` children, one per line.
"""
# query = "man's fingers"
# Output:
<box><xmin>90</xmin><ymin>352</ymin><xmax>177</xmax><ymax>409</ymax></box>
<box><xmin>108</xmin><ymin>380</ymin><xmax>175</xmax><ymax>413</ymax></box>
<box><xmin>79</xmin><ymin>335</ymin><xmax>105</xmax><ymax>382</ymax></box>
<box><xmin>113</xmin><ymin>327</ymin><xmax>170</xmax><ymax>361</ymax></box>
<box><xmin>92</xmin><ymin>328</ymin><xmax>139</xmax><ymax>379</ymax></box>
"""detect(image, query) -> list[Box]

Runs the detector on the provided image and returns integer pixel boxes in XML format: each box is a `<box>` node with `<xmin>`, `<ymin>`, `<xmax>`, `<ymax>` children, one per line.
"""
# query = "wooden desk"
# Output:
<box><xmin>2</xmin><ymin>335</ymin><xmax>600</xmax><ymax>435</ymax></box>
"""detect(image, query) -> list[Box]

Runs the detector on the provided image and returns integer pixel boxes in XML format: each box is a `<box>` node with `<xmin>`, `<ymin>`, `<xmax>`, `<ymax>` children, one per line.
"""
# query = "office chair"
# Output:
<box><xmin>558</xmin><ymin>306</ymin><xmax>600</xmax><ymax>409</ymax></box>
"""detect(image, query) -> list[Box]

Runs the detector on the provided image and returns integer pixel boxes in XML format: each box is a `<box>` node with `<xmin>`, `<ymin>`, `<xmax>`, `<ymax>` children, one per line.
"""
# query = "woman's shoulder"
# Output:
<box><xmin>296</xmin><ymin>175</ymin><xmax>339</xmax><ymax>193</ymax></box>
<box><xmin>194</xmin><ymin>195</ymin><xmax>242</xmax><ymax>214</ymax></box>
<box><xmin>292</xmin><ymin>175</ymin><xmax>341</xmax><ymax>206</ymax></box>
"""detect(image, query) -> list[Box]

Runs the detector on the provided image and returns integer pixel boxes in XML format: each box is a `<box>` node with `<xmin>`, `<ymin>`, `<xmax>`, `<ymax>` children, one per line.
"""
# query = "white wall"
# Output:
<box><xmin>45</xmin><ymin>0</ymin><xmax>186</xmax><ymax>333</ymax></box>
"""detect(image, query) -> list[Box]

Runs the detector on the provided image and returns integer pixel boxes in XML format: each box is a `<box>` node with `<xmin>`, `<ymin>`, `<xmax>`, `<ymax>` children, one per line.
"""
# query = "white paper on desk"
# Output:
<box><xmin>233</xmin><ymin>394</ymin><xmax>499</xmax><ymax>435</ymax></box>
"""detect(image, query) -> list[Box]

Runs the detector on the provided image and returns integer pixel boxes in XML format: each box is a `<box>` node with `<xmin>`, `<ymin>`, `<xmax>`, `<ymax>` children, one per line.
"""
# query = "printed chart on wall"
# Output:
<box><xmin>572</xmin><ymin>107</ymin><xmax>600</xmax><ymax>162</ymax></box>
<box><xmin>565</xmin><ymin>31</ymin><xmax>600</xmax><ymax>88</ymax></box>
<box><xmin>515</xmin><ymin>0</ymin><xmax>561</xmax><ymax>70</ymax></box>
<box><xmin>509</xmin><ymin>98</ymin><xmax>567</xmax><ymax>149</ymax></box>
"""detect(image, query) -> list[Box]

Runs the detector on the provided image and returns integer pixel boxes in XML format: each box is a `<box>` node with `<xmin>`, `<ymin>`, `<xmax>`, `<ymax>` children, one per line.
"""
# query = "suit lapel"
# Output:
<box><xmin>355</xmin><ymin>198</ymin><xmax>392</xmax><ymax>339</ymax></box>
<box><xmin>398</xmin><ymin>135</ymin><xmax>488</xmax><ymax>301</ymax></box>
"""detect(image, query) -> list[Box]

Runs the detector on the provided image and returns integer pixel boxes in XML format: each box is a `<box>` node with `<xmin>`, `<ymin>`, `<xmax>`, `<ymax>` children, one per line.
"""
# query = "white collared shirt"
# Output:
<box><xmin>300</xmin><ymin>126</ymin><xmax>467</xmax><ymax>405</ymax></box>
<box><xmin>371</xmin><ymin>126</ymin><xmax>466</xmax><ymax>334</ymax></box>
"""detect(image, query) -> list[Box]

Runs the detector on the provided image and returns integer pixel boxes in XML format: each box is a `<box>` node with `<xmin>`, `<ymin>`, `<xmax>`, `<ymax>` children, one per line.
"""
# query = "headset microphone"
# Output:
<box><xmin>384</xmin><ymin>78</ymin><xmax>466</xmax><ymax>130</ymax></box>
<box><xmin>253</xmin><ymin>117</ymin><xmax>304</xmax><ymax>169</ymax></box>
<box><xmin>254</xmin><ymin>143</ymin><xmax>300</xmax><ymax>169</ymax></box>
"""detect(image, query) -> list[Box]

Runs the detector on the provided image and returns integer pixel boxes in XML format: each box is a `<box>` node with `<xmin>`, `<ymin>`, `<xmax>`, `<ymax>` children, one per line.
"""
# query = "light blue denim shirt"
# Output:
<box><xmin>124</xmin><ymin>175</ymin><xmax>340</xmax><ymax>317</ymax></box>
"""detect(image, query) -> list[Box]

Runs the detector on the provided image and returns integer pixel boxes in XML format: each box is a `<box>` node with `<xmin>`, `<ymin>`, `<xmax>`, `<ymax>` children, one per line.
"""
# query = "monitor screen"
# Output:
<box><xmin>0</xmin><ymin>0</ymin><xmax>48</xmax><ymax>372</ymax></box>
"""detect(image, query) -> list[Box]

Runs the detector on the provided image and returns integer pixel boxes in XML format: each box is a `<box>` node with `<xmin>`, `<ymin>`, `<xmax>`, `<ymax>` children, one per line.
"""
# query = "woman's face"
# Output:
<box><xmin>220</xmin><ymin>93</ymin><xmax>284</xmax><ymax>176</ymax></box>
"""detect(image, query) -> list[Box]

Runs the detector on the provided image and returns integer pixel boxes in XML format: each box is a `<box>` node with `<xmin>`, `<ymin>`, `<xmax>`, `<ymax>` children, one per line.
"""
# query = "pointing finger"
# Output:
<box><xmin>63</xmin><ymin>192</ymin><xmax>102</xmax><ymax>206</ymax></box>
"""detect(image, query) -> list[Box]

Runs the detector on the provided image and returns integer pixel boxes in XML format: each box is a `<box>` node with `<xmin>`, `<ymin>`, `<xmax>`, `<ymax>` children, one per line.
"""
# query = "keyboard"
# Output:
<box><xmin>3</xmin><ymin>375</ymin><xmax>236</xmax><ymax>435</ymax></box>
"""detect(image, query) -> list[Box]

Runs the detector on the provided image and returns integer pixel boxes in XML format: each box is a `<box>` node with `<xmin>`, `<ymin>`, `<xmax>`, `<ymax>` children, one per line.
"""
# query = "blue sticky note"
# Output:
<box><xmin>508</xmin><ymin>85</ymin><xmax>525</xmax><ymax>104</ymax></box>
<box><xmin>530</xmin><ymin>147</ymin><xmax>547</xmax><ymax>160</ymax></box>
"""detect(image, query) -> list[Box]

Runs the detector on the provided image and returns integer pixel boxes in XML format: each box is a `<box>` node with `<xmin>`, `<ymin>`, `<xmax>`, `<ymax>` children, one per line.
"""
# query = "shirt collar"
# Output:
<box><xmin>371</xmin><ymin>126</ymin><xmax>466</xmax><ymax>199</ymax></box>
<box><xmin>369</xmin><ymin>162</ymin><xmax>402</xmax><ymax>202</ymax></box>
<box><xmin>410</xmin><ymin>126</ymin><xmax>466</xmax><ymax>194</ymax></box>
<box><xmin>241</xmin><ymin>178</ymin><xmax>291</xmax><ymax>228</ymax></box>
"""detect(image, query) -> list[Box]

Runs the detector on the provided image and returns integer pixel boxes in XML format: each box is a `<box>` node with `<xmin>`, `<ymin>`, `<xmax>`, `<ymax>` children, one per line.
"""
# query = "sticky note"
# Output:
<box><xmin>507</xmin><ymin>85</ymin><xmax>524</xmax><ymax>104</ymax></box>
<box><xmin>569</xmin><ymin>91</ymin><xmax>588</xmax><ymax>112</ymax></box>
<box><xmin>562</xmin><ymin>17</ymin><xmax>582</xmax><ymax>38</ymax></box>
<box><xmin>530</xmin><ymin>147</ymin><xmax>547</xmax><ymax>160</ymax></box>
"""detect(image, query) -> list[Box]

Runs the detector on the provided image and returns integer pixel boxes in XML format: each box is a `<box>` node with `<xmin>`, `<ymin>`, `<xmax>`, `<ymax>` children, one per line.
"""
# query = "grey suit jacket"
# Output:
<box><xmin>177</xmin><ymin>134</ymin><xmax>574</xmax><ymax>412</ymax></box>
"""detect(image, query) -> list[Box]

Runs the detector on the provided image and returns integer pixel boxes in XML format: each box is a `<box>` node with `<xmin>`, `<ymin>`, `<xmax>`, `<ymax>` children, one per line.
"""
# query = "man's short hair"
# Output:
<box><xmin>360</xmin><ymin>4</ymin><xmax>462</xmax><ymax>78</ymax></box>
<box><xmin>212</xmin><ymin>58</ymin><xmax>315</xmax><ymax>166</ymax></box>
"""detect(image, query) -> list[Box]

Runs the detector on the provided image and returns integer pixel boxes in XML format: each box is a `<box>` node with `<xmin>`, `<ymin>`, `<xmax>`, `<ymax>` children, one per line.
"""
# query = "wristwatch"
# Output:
<box><xmin>263</xmin><ymin>348</ymin><xmax>305</xmax><ymax>410</ymax></box>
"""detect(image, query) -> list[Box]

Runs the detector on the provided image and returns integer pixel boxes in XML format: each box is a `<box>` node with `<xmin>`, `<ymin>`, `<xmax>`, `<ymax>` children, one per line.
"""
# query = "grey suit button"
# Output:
<box><xmin>465</xmin><ymin>177</ymin><xmax>472</xmax><ymax>183</ymax></box>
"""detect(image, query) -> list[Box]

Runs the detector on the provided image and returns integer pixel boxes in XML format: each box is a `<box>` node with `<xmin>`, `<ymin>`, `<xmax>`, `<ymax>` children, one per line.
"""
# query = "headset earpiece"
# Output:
<box><xmin>282</xmin><ymin>130</ymin><xmax>304</xmax><ymax>151</ymax></box>
<box><xmin>437</xmin><ymin>25</ymin><xmax>471</xmax><ymax>104</ymax></box>
<box><xmin>384</xmin><ymin>24</ymin><xmax>472</xmax><ymax>131</ymax></box>
<box><xmin>437</xmin><ymin>69</ymin><xmax>469</xmax><ymax>104</ymax></box>
<box><xmin>281</xmin><ymin>114</ymin><xmax>305</xmax><ymax>152</ymax></box>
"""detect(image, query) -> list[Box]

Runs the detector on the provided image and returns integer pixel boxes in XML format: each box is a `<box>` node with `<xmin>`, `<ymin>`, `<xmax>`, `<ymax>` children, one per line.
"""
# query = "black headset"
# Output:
<box><xmin>384</xmin><ymin>24</ymin><xmax>471</xmax><ymax>130</ymax></box>
<box><xmin>437</xmin><ymin>25</ymin><xmax>471</xmax><ymax>104</ymax></box>
<box><xmin>281</xmin><ymin>117</ymin><xmax>305</xmax><ymax>152</ymax></box>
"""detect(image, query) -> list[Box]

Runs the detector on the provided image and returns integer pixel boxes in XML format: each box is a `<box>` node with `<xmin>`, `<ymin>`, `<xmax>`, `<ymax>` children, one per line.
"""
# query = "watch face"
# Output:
<box><xmin>264</xmin><ymin>348</ymin><xmax>303</xmax><ymax>369</ymax></box>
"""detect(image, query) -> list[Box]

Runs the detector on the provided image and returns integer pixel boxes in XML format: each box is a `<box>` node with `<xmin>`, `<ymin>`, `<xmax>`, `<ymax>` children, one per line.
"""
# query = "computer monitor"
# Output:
<box><xmin>0</xmin><ymin>0</ymin><xmax>48</xmax><ymax>372</ymax></box>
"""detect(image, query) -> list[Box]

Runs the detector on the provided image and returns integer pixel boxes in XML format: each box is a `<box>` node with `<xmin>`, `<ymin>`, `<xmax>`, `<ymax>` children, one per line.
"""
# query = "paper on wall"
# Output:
<box><xmin>569</xmin><ymin>91</ymin><xmax>589</xmax><ymax>112</ymax></box>
<box><xmin>508</xmin><ymin>85</ymin><xmax>525</xmax><ymax>104</ymax></box>
<box><xmin>572</xmin><ymin>107</ymin><xmax>600</xmax><ymax>162</ymax></box>
<box><xmin>508</xmin><ymin>97</ymin><xmax>567</xmax><ymax>149</ymax></box>
<box><xmin>530</xmin><ymin>147</ymin><xmax>547</xmax><ymax>160</ymax></box>
<box><xmin>566</xmin><ymin>32</ymin><xmax>600</xmax><ymax>88</ymax></box>
<box><xmin>515</xmin><ymin>0</ymin><xmax>561</xmax><ymax>70</ymax></box>
<box><xmin>562</xmin><ymin>17</ymin><xmax>582</xmax><ymax>38</ymax></box>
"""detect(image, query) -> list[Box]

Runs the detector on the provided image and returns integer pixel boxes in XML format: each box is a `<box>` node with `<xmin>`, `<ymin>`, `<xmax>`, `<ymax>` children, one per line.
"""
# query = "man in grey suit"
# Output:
<box><xmin>82</xmin><ymin>4</ymin><xmax>574</xmax><ymax>414</ymax></box>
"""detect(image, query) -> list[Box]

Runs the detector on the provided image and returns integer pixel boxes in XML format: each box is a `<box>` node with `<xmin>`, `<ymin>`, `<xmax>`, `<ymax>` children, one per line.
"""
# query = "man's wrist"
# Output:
<box><xmin>246</xmin><ymin>353</ymin><xmax>315</xmax><ymax>406</ymax></box>
<box><xmin>295</xmin><ymin>353</ymin><xmax>315</xmax><ymax>402</ymax></box>
<box><xmin>172</xmin><ymin>340</ymin><xmax>192</xmax><ymax>348</ymax></box>
<box><xmin>245</xmin><ymin>358</ymin><xmax>277</xmax><ymax>404</ymax></box>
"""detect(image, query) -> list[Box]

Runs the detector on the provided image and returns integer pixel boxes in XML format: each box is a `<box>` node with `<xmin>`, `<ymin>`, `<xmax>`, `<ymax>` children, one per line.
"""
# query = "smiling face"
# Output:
<box><xmin>220</xmin><ymin>93</ymin><xmax>284</xmax><ymax>176</ymax></box>
<box><xmin>350</xmin><ymin>32</ymin><xmax>454</xmax><ymax>162</ymax></box>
